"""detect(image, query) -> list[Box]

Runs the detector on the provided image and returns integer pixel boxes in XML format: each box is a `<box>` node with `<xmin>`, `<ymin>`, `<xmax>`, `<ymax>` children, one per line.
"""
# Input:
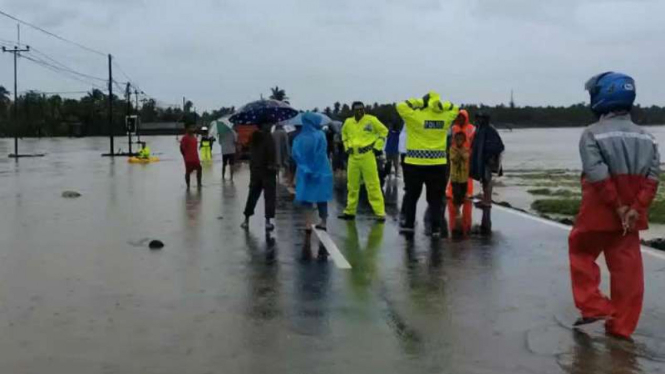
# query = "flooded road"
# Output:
<box><xmin>0</xmin><ymin>137</ymin><xmax>664</xmax><ymax>373</ymax></box>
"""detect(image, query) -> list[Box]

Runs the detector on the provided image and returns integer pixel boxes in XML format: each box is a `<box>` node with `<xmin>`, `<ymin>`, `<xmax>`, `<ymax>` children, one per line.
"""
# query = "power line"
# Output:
<box><xmin>112</xmin><ymin>59</ymin><xmax>133</xmax><ymax>84</ymax></box>
<box><xmin>21</xmin><ymin>54</ymin><xmax>107</xmax><ymax>90</ymax></box>
<box><xmin>28</xmin><ymin>48</ymin><xmax>107</xmax><ymax>82</ymax></box>
<box><xmin>0</xmin><ymin>9</ymin><xmax>107</xmax><ymax>57</ymax></box>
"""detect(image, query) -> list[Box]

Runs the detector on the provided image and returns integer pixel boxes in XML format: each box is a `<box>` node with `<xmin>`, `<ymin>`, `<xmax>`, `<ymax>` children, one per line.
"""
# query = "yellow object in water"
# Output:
<box><xmin>128</xmin><ymin>156</ymin><xmax>160</xmax><ymax>164</ymax></box>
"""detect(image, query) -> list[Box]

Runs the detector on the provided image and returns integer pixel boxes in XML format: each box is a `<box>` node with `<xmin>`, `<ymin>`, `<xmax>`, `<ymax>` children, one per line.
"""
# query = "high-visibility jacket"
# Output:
<box><xmin>341</xmin><ymin>114</ymin><xmax>388</xmax><ymax>156</ymax></box>
<box><xmin>396</xmin><ymin>91</ymin><xmax>459</xmax><ymax>165</ymax></box>
<box><xmin>138</xmin><ymin>146</ymin><xmax>151</xmax><ymax>159</ymax></box>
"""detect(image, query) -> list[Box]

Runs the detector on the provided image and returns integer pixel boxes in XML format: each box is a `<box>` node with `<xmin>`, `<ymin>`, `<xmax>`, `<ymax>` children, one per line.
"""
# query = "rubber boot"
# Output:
<box><xmin>480</xmin><ymin>206</ymin><xmax>492</xmax><ymax>236</ymax></box>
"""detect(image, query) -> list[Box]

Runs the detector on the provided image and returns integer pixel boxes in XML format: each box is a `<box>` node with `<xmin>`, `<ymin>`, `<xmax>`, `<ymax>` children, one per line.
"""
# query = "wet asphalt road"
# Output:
<box><xmin>0</xmin><ymin>137</ymin><xmax>664</xmax><ymax>374</ymax></box>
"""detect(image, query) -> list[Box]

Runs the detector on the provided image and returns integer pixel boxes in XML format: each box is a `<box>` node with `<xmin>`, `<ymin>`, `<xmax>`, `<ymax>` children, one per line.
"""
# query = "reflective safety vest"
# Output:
<box><xmin>138</xmin><ymin>146</ymin><xmax>151</xmax><ymax>159</ymax></box>
<box><xmin>341</xmin><ymin>114</ymin><xmax>388</xmax><ymax>156</ymax></box>
<box><xmin>397</xmin><ymin>91</ymin><xmax>459</xmax><ymax>166</ymax></box>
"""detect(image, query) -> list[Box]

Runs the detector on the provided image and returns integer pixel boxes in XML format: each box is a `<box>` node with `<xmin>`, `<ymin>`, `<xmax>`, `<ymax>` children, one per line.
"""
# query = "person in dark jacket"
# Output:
<box><xmin>470</xmin><ymin>112</ymin><xmax>504</xmax><ymax>235</ymax></box>
<box><xmin>241</xmin><ymin>115</ymin><xmax>278</xmax><ymax>232</ymax></box>
<box><xmin>384</xmin><ymin>123</ymin><xmax>401</xmax><ymax>178</ymax></box>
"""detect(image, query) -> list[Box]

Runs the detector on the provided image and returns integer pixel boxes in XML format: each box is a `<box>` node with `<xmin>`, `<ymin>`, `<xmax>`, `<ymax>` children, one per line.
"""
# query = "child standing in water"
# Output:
<box><xmin>292</xmin><ymin>112</ymin><xmax>333</xmax><ymax>232</ymax></box>
<box><xmin>449</xmin><ymin>131</ymin><xmax>470</xmax><ymax>234</ymax></box>
<box><xmin>180</xmin><ymin>123</ymin><xmax>202</xmax><ymax>189</ymax></box>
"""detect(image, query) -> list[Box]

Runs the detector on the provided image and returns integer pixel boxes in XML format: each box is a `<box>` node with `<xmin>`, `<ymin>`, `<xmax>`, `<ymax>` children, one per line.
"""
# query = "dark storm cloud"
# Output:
<box><xmin>0</xmin><ymin>0</ymin><xmax>663</xmax><ymax>111</ymax></box>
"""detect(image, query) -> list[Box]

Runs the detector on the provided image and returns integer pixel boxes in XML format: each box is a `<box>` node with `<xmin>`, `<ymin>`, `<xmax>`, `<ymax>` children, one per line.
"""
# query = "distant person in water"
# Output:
<box><xmin>138</xmin><ymin>142</ymin><xmax>151</xmax><ymax>160</ymax></box>
<box><xmin>241</xmin><ymin>114</ymin><xmax>278</xmax><ymax>232</ymax></box>
<box><xmin>199</xmin><ymin>128</ymin><xmax>215</xmax><ymax>163</ymax></box>
<box><xmin>219</xmin><ymin>126</ymin><xmax>237</xmax><ymax>181</ymax></box>
<box><xmin>180</xmin><ymin>123</ymin><xmax>202</xmax><ymax>189</ymax></box>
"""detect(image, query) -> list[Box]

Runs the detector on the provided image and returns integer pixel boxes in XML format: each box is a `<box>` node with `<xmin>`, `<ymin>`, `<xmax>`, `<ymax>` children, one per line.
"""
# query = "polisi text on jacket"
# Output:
<box><xmin>424</xmin><ymin>120</ymin><xmax>445</xmax><ymax>129</ymax></box>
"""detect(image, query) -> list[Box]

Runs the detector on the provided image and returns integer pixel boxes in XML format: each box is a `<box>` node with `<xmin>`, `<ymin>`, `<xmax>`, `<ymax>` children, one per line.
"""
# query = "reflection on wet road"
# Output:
<box><xmin>0</xmin><ymin>137</ymin><xmax>663</xmax><ymax>373</ymax></box>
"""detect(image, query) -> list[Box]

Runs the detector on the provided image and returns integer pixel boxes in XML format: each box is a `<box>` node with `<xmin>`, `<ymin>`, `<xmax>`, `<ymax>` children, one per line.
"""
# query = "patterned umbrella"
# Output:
<box><xmin>281</xmin><ymin>112</ymin><xmax>332</xmax><ymax>127</ymax></box>
<box><xmin>229</xmin><ymin>99</ymin><xmax>299</xmax><ymax>126</ymax></box>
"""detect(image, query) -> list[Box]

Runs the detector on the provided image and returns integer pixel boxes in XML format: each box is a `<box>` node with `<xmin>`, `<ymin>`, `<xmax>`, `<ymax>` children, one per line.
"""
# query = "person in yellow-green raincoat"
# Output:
<box><xmin>397</xmin><ymin>91</ymin><xmax>459</xmax><ymax>238</ymax></box>
<box><xmin>337</xmin><ymin>102</ymin><xmax>388</xmax><ymax>222</ymax></box>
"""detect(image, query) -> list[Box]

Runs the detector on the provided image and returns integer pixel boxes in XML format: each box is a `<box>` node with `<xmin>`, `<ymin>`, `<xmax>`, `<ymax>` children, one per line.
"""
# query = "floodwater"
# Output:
<box><xmin>0</xmin><ymin>135</ymin><xmax>664</xmax><ymax>373</ymax></box>
<box><xmin>502</xmin><ymin>125</ymin><xmax>665</xmax><ymax>171</ymax></box>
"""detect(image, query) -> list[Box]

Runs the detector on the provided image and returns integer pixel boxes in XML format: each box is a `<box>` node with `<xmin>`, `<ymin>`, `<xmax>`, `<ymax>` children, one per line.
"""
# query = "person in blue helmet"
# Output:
<box><xmin>292</xmin><ymin>112</ymin><xmax>334</xmax><ymax>232</ymax></box>
<box><xmin>569</xmin><ymin>72</ymin><xmax>660</xmax><ymax>340</ymax></box>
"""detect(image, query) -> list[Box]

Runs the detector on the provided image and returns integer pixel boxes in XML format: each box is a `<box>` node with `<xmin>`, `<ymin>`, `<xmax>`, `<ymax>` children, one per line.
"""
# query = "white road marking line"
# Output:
<box><xmin>314</xmin><ymin>229</ymin><xmax>352</xmax><ymax>269</ymax></box>
<box><xmin>492</xmin><ymin>204</ymin><xmax>665</xmax><ymax>261</ymax></box>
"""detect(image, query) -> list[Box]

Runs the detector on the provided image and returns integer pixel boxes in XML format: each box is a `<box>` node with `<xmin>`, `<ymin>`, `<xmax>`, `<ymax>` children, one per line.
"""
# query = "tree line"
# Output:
<box><xmin>1</xmin><ymin>85</ymin><xmax>664</xmax><ymax>138</ymax></box>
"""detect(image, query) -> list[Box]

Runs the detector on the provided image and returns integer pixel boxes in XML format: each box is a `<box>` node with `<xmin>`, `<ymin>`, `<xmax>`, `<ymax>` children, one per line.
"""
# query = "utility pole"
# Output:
<box><xmin>135</xmin><ymin>89</ymin><xmax>141</xmax><ymax>143</ymax></box>
<box><xmin>107</xmin><ymin>54</ymin><xmax>114</xmax><ymax>156</ymax></box>
<box><xmin>2</xmin><ymin>44</ymin><xmax>30</xmax><ymax>158</ymax></box>
<box><xmin>125</xmin><ymin>82</ymin><xmax>133</xmax><ymax>155</ymax></box>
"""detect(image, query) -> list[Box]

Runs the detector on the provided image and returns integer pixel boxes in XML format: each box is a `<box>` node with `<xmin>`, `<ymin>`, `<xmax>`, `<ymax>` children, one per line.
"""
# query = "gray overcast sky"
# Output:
<box><xmin>0</xmin><ymin>0</ymin><xmax>663</xmax><ymax>112</ymax></box>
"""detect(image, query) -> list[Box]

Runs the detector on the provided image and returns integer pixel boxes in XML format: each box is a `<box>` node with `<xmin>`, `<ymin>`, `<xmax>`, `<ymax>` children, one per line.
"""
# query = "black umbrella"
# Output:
<box><xmin>229</xmin><ymin>99</ymin><xmax>299</xmax><ymax>126</ymax></box>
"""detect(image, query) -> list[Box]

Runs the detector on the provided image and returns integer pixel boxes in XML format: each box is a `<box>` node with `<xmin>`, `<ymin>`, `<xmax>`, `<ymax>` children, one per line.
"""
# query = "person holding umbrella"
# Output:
<box><xmin>230</xmin><ymin>99</ymin><xmax>299</xmax><ymax>231</ymax></box>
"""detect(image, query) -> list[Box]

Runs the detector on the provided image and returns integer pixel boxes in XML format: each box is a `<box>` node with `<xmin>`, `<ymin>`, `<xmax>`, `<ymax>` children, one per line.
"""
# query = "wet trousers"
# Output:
<box><xmin>385</xmin><ymin>153</ymin><xmax>400</xmax><ymax>177</ymax></box>
<box><xmin>244</xmin><ymin>171</ymin><xmax>277</xmax><ymax>219</ymax></box>
<box><xmin>402</xmin><ymin>164</ymin><xmax>448</xmax><ymax>232</ymax></box>
<box><xmin>448</xmin><ymin>199</ymin><xmax>472</xmax><ymax>235</ymax></box>
<box><xmin>200</xmin><ymin>146</ymin><xmax>212</xmax><ymax>162</ymax></box>
<box><xmin>569</xmin><ymin>228</ymin><xmax>644</xmax><ymax>337</ymax></box>
<box><xmin>344</xmin><ymin>152</ymin><xmax>385</xmax><ymax>217</ymax></box>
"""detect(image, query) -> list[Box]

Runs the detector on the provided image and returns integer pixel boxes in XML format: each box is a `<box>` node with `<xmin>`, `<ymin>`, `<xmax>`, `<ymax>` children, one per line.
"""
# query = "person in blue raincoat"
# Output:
<box><xmin>292</xmin><ymin>112</ymin><xmax>334</xmax><ymax>232</ymax></box>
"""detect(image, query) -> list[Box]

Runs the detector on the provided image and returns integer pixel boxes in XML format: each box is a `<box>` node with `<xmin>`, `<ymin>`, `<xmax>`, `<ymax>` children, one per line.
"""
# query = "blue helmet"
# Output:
<box><xmin>584</xmin><ymin>72</ymin><xmax>636</xmax><ymax>115</ymax></box>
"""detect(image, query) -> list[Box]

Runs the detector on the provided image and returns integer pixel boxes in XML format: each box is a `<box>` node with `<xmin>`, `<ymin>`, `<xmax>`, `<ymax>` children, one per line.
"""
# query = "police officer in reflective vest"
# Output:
<box><xmin>338</xmin><ymin>102</ymin><xmax>388</xmax><ymax>221</ymax></box>
<box><xmin>397</xmin><ymin>91</ymin><xmax>459</xmax><ymax>237</ymax></box>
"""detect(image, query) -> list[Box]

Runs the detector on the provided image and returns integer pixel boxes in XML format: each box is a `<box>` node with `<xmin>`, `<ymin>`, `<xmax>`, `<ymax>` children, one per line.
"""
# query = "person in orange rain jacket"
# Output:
<box><xmin>446</xmin><ymin>110</ymin><xmax>475</xmax><ymax>236</ymax></box>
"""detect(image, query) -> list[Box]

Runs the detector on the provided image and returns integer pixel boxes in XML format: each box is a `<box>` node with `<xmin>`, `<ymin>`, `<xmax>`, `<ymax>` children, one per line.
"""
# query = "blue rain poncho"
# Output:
<box><xmin>292</xmin><ymin>112</ymin><xmax>333</xmax><ymax>203</ymax></box>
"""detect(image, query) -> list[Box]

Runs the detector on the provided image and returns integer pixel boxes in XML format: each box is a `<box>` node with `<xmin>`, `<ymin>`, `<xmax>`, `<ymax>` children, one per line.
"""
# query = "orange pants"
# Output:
<box><xmin>448</xmin><ymin>200</ymin><xmax>472</xmax><ymax>235</ymax></box>
<box><xmin>568</xmin><ymin>228</ymin><xmax>644</xmax><ymax>337</ymax></box>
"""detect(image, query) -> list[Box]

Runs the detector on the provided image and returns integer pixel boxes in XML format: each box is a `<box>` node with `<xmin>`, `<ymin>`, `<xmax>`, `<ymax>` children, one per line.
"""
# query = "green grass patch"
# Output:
<box><xmin>527</xmin><ymin>188</ymin><xmax>580</xmax><ymax>197</ymax></box>
<box><xmin>648</xmin><ymin>200</ymin><xmax>665</xmax><ymax>224</ymax></box>
<box><xmin>531</xmin><ymin>198</ymin><xmax>581</xmax><ymax>216</ymax></box>
<box><xmin>531</xmin><ymin>198</ymin><xmax>665</xmax><ymax>224</ymax></box>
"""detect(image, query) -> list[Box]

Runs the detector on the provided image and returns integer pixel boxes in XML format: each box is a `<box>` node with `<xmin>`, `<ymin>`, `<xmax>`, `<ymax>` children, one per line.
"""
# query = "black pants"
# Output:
<box><xmin>402</xmin><ymin>164</ymin><xmax>449</xmax><ymax>231</ymax></box>
<box><xmin>244</xmin><ymin>171</ymin><xmax>277</xmax><ymax>219</ymax></box>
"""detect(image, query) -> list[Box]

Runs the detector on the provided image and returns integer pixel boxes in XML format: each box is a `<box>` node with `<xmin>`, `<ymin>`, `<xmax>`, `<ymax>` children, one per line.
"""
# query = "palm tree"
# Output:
<box><xmin>269</xmin><ymin>86</ymin><xmax>289</xmax><ymax>102</ymax></box>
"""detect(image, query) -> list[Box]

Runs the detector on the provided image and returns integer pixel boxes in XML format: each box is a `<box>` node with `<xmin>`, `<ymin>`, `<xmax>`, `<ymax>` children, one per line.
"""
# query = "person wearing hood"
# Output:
<box><xmin>446</xmin><ymin>110</ymin><xmax>476</xmax><ymax>236</ymax></box>
<box><xmin>470</xmin><ymin>112</ymin><xmax>504</xmax><ymax>234</ymax></box>
<box><xmin>338</xmin><ymin>102</ymin><xmax>388</xmax><ymax>222</ymax></box>
<box><xmin>241</xmin><ymin>113</ymin><xmax>278</xmax><ymax>232</ymax></box>
<box><xmin>396</xmin><ymin>91</ymin><xmax>459</xmax><ymax>237</ymax></box>
<box><xmin>569</xmin><ymin>72</ymin><xmax>659</xmax><ymax>339</ymax></box>
<box><xmin>292</xmin><ymin>112</ymin><xmax>334</xmax><ymax>232</ymax></box>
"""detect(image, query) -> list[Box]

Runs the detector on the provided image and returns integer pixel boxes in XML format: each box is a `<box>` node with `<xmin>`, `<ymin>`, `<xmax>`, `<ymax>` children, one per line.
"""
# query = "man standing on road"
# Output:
<box><xmin>570</xmin><ymin>72</ymin><xmax>660</xmax><ymax>340</ymax></box>
<box><xmin>470</xmin><ymin>112</ymin><xmax>504</xmax><ymax>235</ymax></box>
<box><xmin>338</xmin><ymin>102</ymin><xmax>388</xmax><ymax>222</ymax></box>
<box><xmin>219</xmin><ymin>125</ymin><xmax>237</xmax><ymax>181</ymax></box>
<box><xmin>396</xmin><ymin>91</ymin><xmax>459</xmax><ymax>237</ymax></box>
<box><xmin>180</xmin><ymin>123</ymin><xmax>202</xmax><ymax>190</ymax></box>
